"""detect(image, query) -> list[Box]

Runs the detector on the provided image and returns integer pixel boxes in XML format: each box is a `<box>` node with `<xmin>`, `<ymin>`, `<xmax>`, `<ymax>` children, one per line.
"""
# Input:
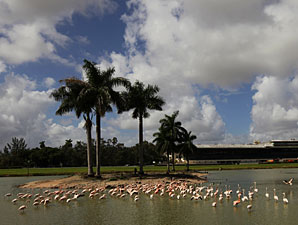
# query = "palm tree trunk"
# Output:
<box><xmin>139</xmin><ymin>115</ymin><xmax>144</xmax><ymax>175</ymax></box>
<box><xmin>186</xmin><ymin>155</ymin><xmax>189</xmax><ymax>171</ymax></box>
<box><xmin>172</xmin><ymin>147</ymin><xmax>175</xmax><ymax>172</ymax></box>
<box><xmin>95</xmin><ymin>110</ymin><xmax>101</xmax><ymax>178</ymax></box>
<box><xmin>166</xmin><ymin>152</ymin><xmax>170</xmax><ymax>174</ymax></box>
<box><xmin>85</xmin><ymin>115</ymin><xmax>94</xmax><ymax>176</ymax></box>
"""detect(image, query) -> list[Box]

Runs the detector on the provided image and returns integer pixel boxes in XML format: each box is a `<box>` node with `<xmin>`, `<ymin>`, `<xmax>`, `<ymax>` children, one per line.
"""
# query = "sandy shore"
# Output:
<box><xmin>19</xmin><ymin>172</ymin><xmax>207</xmax><ymax>189</ymax></box>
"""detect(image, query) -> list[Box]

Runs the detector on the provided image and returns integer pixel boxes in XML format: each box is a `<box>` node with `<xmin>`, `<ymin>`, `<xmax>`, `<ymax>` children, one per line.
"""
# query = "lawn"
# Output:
<box><xmin>1</xmin><ymin>163</ymin><xmax>298</xmax><ymax>176</ymax></box>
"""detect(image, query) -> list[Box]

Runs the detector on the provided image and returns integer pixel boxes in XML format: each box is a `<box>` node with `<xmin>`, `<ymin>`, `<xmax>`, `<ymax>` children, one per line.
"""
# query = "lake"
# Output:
<box><xmin>1</xmin><ymin>168</ymin><xmax>298</xmax><ymax>225</ymax></box>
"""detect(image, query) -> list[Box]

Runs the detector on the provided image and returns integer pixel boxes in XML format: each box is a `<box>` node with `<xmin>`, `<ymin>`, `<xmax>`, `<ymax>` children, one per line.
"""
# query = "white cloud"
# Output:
<box><xmin>0</xmin><ymin>73</ymin><xmax>91</xmax><ymax>149</ymax></box>
<box><xmin>100</xmin><ymin>0</ymin><xmax>298</xmax><ymax>144</ymax></box>
<box><xmin>107</xmin><ymin>94</ymin><xmax>225</xmax><ymax>145</ymax></box>
<box><xmin>250</xmin><ymin>75</ymin><xmax>298</xmax><ymax>141</ymax></box>
<box><xmin>0</xmin><ymin>0</ymin><xmax>117</xmax><ymax>67</ymax></box>
<box><xmin>116</xmin><ymin>0</ymin><xmax>298</xmax><ymax>88</ymax></box>
<box><xmin>43</xmin><ymin>77</ymin><xmax>56</xmax><ymax>88</ymax></box>
<box><xmin>0</xmin><ymin>60</ymin><xmax>6</xmax><ymax>73</ymax></box>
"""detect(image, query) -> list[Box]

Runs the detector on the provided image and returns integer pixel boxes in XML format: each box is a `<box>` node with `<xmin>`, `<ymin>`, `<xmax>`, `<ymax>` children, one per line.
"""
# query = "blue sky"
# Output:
<box><xmin>1</xmin><ymin>0</ymin><xmax>298</xmax><ymax>149</ymax></box>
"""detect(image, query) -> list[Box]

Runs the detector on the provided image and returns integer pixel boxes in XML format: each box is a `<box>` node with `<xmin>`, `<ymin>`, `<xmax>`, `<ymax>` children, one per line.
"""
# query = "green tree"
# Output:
<box><xmin>121</xmin><ymin>81</ymin><xmax>165</xmax><ymax>175</ymax></box>
<box><xmin>153</xmin><ymin>128</ymin><xmax>172</xmax><ymax>173</ymax></box>
<box><xmin>83</xmin><ymin>59</ymin><xmax>129</xmax><ymax>177</ymax></box>
<box><xmin>178</xmin><ymin>128</ymin><xmax>197</xmax><ymax>171</ymax></box>
<box><xmin>158</xmin><ymin>111</ymin><xmax>183</xmax><ymax>172</ymax></box>
<box><xmin>51</xmin><ymin>77</ymin><xmax>95</xmax><ymax>176</ymax></box>
<box><xmin>4</xmin><ymin>137</ymin><xmax>28</xmax><ymax>167</ymax></box>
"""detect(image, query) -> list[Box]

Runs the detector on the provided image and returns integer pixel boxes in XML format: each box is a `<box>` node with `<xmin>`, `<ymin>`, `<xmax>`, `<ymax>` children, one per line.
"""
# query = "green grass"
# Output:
<box><xmin>1</xmin><ymin>163</ymin><xmax>298</xmax><ymax>177</ymax></box>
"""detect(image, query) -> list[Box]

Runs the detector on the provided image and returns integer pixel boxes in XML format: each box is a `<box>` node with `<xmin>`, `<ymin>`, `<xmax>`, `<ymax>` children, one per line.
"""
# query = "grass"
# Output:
<box><xmin>1</xmin><ymin>163</ymin><xmax>298</xmax><ymax>177</ymax></box>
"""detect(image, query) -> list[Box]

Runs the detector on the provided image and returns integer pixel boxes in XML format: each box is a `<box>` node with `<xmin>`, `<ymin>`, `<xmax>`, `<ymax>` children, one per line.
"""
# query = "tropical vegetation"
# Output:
<box><xmin>154</xmin><ymin>111</ymin><xmax>197</xmax><ymax>173</ymax></box>
<box><xmin>121</xmin><ymin>81</ymin><xmax>165</xmax><ymax>174</ymax></box>
<box><xmin>0</xmin><ymin>58</ymin><xmax>199</xmax><ymax>175</ymax></box>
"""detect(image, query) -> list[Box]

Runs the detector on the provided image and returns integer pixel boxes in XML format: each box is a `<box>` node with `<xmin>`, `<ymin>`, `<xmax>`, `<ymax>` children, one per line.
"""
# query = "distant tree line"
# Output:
<box><xmin>0</xmin><ymin>137</ymin><xmax>165</xmax><ymax>169</ymax></box>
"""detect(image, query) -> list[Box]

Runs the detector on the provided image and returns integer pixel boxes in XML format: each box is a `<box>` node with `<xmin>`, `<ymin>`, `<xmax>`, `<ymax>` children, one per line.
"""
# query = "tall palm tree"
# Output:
<box><xmin>178</xmin><ymin>128</ymin><xmax>197</xmax><ymax>171</ymax></box>
<box><xmin>153</xmin><ymin>128</ymin><xmax>171</xmax><ymax>174</ymax></box>
<box><xmin>122</xmin><ymin>81</ymin><xmax>165</xmax><ymax>175</ymax></box>
<box><xmin>51</xmin><ymin>78</ymin><xmax>95</xmax><ymax>176</ymax></box>
<box><xmin>82</xmin><ymin>59</ymin><xmax>129</xmax><ymax>178</ymax></box>
<box><xmin>159</xmin><ymin>111</ymin><xmax>182</xmax><ymax>172</ymax></box>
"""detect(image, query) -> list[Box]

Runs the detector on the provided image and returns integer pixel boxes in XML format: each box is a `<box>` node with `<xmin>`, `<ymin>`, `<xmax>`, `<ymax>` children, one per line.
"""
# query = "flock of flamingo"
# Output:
<box><xmin>4</xmin><ymin>177</ymin><xmax>294</xmax><ymax>214</ymax></box>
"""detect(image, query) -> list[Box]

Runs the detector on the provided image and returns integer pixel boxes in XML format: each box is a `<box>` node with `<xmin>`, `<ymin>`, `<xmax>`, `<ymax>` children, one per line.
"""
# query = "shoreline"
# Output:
<box><xmin>2</xmin><ymin>163</ymin><xmax>298</xmax><ymax>178</ymax></box>
<box><xmin>18</xmin><ymin>172</ymin><xmax>207</xmax><ymax>189</ymax></box>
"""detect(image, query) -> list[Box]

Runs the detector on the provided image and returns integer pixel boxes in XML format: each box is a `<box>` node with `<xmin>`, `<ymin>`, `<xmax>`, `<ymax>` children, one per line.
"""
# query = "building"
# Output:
<box><xmin>189</xmin><ymin>140</ymin><xmax>298</xmax><ymax>164</ymax></box>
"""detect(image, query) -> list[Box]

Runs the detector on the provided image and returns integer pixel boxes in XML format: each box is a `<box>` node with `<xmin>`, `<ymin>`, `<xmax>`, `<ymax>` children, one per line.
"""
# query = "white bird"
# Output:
<box><xmin>247</xmin><ymin>204</ymin><xmax>252</xmax><ymax>210</ymax></box>
<box><xmin>18</xmin><ymin>205</ymin><xmax>27</xmax><ymax>212</ymax></box>
<box><xmin>33</xmin><ymin>201</ymin><xmax>39</xmax><ymax>206</ymax></box>
<box><xmin>265</xmin><ymin>187</ymin><xmax>269</xmax><ymax>198</ymax></box>
<box><xmin>282</xmin><ymin>193</ymin><xmax>289</xmax><ymax>204</ymax></box>
<box><xmin>241</xmin><ymin>189</ymin><xmax>248</xmax><ymax>202</ymax></box>
<box><xmin>273</xmin><ymin>189</ymin><xmax>278</xmax><ymax>201</ymax></box>
<box><xmin>212</xmin><ymin>202</ymin><xmax>217</xmax><ymax>207</ymax></box>
<box><xmin>253</xmin><ymin>182</ymin><xmax>258</xmax><ymax>193</ymax></box>
<box><xmin>283</xmin><ymin>178</ymin><xmax>294</xmax><ymax>185</ymax></box>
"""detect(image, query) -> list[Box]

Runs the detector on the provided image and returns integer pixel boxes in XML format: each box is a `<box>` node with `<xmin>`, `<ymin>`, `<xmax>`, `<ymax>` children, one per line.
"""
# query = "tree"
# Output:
<box><xmin>153</xmin><ymin>128</ymin><xmax>171</xmax><ymax>173</ymax></box>
<box><xmin>158</xmin><ymin>111</ymin><xmax>183</xmax><ymax>172</ymax></box>
<box><xmin>51</xmin><ymin>77</ymin><xmax>95</xmax><ymax>176</ymax></box>
<box><xmin>4</xmin><ymin>137</ymin><xmax>28</xmax><ymax>167</ymax></box>
<box><xmin>121</xmin><ymin>81</ymin><xmax>165</xmax><ymax>175</ymax></box>
<box><xmin>83</xmin><ymin>59</ymin><xmax>129</xmax><ymax>177</ymax></box>
<box><xmin>178</xmin><ymin>128</ymin><xmax>197</xmax><ymax>171</ymax></box>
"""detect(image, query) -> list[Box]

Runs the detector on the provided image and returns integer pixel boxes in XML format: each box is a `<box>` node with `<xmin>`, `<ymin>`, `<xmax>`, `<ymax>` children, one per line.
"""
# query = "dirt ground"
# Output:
<box><xmin>19</xmin><ymin>172</ymin><xmax>208</xmax><ymax>189</ymax></box>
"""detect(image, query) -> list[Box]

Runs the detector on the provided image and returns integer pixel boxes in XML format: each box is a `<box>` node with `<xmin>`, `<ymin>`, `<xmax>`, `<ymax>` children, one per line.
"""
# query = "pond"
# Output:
<box><xmin>0</xmin><ymin>169</ymin><xmax>298</xmax><ymax>225</ymax></box>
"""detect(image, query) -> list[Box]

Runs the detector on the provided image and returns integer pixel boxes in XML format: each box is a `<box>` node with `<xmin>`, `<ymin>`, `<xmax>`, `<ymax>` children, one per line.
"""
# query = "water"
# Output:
<box><xmin>0</xmin><ymin>169</ymin><xmax>298</xmax><ymax>225</ymax></box>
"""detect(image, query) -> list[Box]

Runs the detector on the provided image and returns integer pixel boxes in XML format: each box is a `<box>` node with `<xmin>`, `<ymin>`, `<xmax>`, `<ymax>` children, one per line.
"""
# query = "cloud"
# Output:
<box><xmin>250</xmin><ymin>75</ymin><xmax>298</xmax><ymax>141</ymax></box>
<box><xmin>75</xmin><ymin>35</ymin><xmax>90</xmax><ymax>45</ymax></box>
<box><xmin>0</xmin><ymin>73</ymin><xmax>90</xmax><ymax>149</ymax></box>
<box><xmin>0</xmin><ymin>0</ymin><xmax>117</xmax><ymax>67</ymax></box>
<box><xmin>117</xmin><ymin>0</ymin><xmax>298</xmax><ymax>88</ymax></box>
<box><xmin>107</xmin><ymin>94</ymin><xmax>225</xmax><ymax>145</ymax></box>
<box><xmin>42</xmin><ymin>77</ymin><xmax>56</xmax><ymax>88</ymax></box>
<box><xmin>99</xmin><ymin>0</ymin><xmax>298</xmax><ymax>144</ymax></box>
<box><xmin>0</xmin><ymin>60</ymin><xmax>6</xmax><ymax>73</ymax></box>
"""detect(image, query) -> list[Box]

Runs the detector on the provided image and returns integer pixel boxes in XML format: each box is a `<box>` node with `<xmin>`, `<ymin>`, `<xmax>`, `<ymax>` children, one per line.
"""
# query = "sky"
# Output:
<box><xmin>1</xmin><ymin>0</ymin><xmax>298</xmax><ymax>149</ymax></box>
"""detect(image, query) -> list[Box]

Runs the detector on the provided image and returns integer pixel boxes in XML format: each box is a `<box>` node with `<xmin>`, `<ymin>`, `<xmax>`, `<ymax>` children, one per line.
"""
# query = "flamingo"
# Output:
<box><xmin>253</xmin><ymin>182</ymin><xmax>258</xmax><ymax>193</ymax></box>
<box><xmin>233</xmin><ymin>196</ymin><xmax>241</xmax><ymax>206</ymax></box>
<box><xmin>5</xmin><ymin>193</ymin><xmax>12</xmax><ymax>197</ymax></box>
<box><xmin>18</xmin><ymin>205</ymin><xmax>27</xmax><ymax>212</ymax></box>
<box><xmin>99</xmin><ymin>194</ymin><xmax>106</xmax><ymax>200</ymax></box>
<box><xmin>265</xmin><ymin>187</ymin><xmax>269</xmax><ymax>198</ymax></box>
<box><xmin>273</xmin><ymin>189</ymin><xmax>278</xmax><ymax>202</ymax></box>
<box><xmin>33</xmin><ymin>201</ymin><xmax>39</xmax><ymax>206</ymax></box>
<box><xmin>241</xmin><ymin>189</ymin><xmax>248</xmax><ymax>202</ymax></box>
<box><xmin>282</xmin><ymin>193</ymin><xmax>289</xmax><ymax>204</ymax></box>
<box><xmin>134</xmin><ymin>195</ymin><xmax>139</xmax><ymax>201</ymax></box>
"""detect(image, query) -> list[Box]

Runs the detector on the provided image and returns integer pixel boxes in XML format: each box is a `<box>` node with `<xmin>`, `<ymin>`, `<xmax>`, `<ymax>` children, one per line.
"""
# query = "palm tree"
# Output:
<box><xmin>122</xmin><ymin>81</ymin><xmax>165</xmax><ymax>175</ymax></box>
<box><xmin>159</xmin><ymin>111</ymin><xmax>183</xmax><ymax>172</ymax></box>
<box><xmin>82</xmin><ymin>59</ymin><xmax>129</xmax><ymax>178</ymax></box>
<box><xmin>178</xmin><ymin>128</ymin><xmax>197</xmax><ymax>171</ymax></box>
<box><xmin>51</xmin><ymin>78</ymin><xmax>95</xmax><ymax>176</ymax></box>
<box><xmin>153</xmin><ymin>128</ymin><xmax>171</xmax><ymax>173</ymax></box>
